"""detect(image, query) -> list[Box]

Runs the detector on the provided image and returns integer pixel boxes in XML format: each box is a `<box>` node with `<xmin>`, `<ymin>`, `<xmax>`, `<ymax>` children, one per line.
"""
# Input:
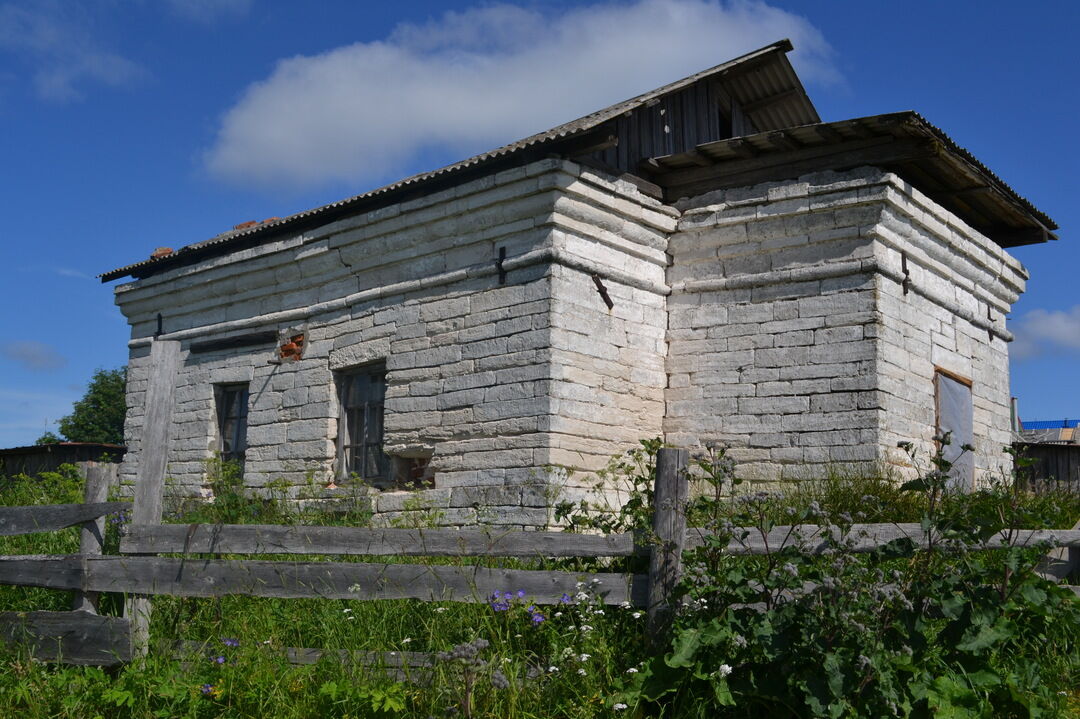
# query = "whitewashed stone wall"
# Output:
<box><xmin>665</xmin><ymin>167</ymin><xmax>1026</xmax><ymax>484</ymax></box>
<box><xmin>116</xmin><ymin>159</ymin><xmax>674</xmax><ymax>525</ymax></box>
<box><xmin>869</xmin><ymin>175</ymin><xmax>1024</xmax><ymax>482</ymax></box>
<box><xmin>117</xmin><ymin>159</ymin><xmax>1029</xmax><ymax>521</ymax></box>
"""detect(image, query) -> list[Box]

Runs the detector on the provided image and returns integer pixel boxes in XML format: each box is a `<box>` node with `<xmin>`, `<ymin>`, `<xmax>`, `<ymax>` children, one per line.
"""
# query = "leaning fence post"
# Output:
<box><xmin>646</xmin><ymin>447</ymin><xmax>689</xmax><ymax>650</ymax></box>
<box><xmin>125</xmin><ymin>339</ymin><xmax>181</xmax><ymax>657</ymax></box>
<box><xmin>72</xmin><ymin>462</ymin><xmax>110</xmax><ymax>613</ymax></box>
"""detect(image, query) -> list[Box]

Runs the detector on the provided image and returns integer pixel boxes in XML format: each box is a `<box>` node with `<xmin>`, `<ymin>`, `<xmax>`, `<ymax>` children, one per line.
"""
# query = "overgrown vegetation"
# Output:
<box><xmin>0</xmin><ymin>443</ymin><xmax>1078</xmax><ymax>718</ymax></box>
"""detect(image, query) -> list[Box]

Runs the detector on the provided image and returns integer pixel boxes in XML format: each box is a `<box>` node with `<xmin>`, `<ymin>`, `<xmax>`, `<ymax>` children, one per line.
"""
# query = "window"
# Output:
<box><xmin>935</xmin><ymin>369</ymin><xmax>973</xmax><ymax>490</ymax></box>
<box><xmin>215</xmin><ymin>384</ymin><xmax>249</xmax><ymax>467</ymax></box>
<box><xmin>338</xmin><ymin>364</ymin><xmax>389</xmax><ymax>485</ymax></box>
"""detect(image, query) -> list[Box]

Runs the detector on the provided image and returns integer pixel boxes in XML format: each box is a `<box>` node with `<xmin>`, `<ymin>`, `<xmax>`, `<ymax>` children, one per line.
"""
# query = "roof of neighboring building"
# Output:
<box><xmin>1023</xmin><ymin>419</ymin><xmax>1079</xmax><ymax>430</ymax></box>
<box><xmin>101</xmin><ymin>40</ymin><xmax>818</xmax><ymax>282</ymax></box>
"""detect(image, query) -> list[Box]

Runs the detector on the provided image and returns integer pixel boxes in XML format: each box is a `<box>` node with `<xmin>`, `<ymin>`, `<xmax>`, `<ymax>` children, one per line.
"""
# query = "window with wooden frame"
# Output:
<box><xmin>337</xmin><ymin>364</ymin><xmax>389</xmax><ymax>486</ymax></box>
<box><xmin>215</xmin><ymin>384</ymin><xmax>249</xmax><ymax>467</ymax></box>
<box><xmin>934</xmin><ymin>368</ymin><xmax>974</xmax><ymax>490</ymax></box>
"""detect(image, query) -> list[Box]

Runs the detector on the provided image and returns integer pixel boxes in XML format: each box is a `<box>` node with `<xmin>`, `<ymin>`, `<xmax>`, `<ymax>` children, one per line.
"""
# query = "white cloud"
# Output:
<box><xmin>0</xmin><ymin>2</ymin><xmax>145</xmax><ymax>102</ymax></box>
<box><xmin>1</xmin><ymin>340</ymin><xmax>67</xmax><ymax>372</ymax></box>
<box><xmin>204</xmin><ymin>0</ymin><xmax>837</xmax><ymax>191</ymax></box>
<box><xmin>166</xmin><ymin>0</ymin><xmax>252</xmax><ymax>24</ymax></box>
<box><xmin>1010</xmin><ymin>305</ymin><xmax>1080</xmax><ymax>361</ymax></box>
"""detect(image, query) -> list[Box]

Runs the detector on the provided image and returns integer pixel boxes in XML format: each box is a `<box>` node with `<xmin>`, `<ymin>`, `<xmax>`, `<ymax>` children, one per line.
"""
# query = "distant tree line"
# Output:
<box><xmin>36</xmin><ymin>367</ymin><xmax>127</xmax><ymax>446</ymax></box>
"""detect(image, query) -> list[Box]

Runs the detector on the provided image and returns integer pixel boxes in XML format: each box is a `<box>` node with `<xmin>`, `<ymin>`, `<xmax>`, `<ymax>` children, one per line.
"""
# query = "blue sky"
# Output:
<box><xmin>0</xmin><ymin>0</ymin><xmax>1077</xmax><ymax>447</ymax></box>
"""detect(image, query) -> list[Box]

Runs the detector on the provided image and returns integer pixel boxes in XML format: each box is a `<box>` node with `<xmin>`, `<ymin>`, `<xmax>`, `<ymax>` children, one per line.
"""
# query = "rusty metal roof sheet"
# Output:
<box><xmin>102</xmin><ymin>40</ymin><xmax>815</xmax><ymax>282</ymax></box>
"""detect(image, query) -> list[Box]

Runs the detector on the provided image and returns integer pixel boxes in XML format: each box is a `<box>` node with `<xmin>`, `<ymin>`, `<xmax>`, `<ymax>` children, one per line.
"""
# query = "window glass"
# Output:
<box><xmin>935</xmin><ymin>371</ymin><xmax>973</xmax><ymax>490</ymax></box>
<box><xmin>216</xmin><ymin>384</ymin><xmax>249</xmax><ymax>467</ymax></box>
<box><xmin>339</xmin><ymin>364</ymin><xmax>388</xmax><ymax>484</ymax></box>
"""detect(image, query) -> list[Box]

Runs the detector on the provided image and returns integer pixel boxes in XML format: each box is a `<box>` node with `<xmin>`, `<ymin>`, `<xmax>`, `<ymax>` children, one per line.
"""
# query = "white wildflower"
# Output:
<box><xmin>401</xmin><ymin>637</ymin><xmax>412</xmax><ymax>644</ymax></box>
<box><xmin>579</xmin><ymin>653</ymin><xmax>591</xmax><ymax>661</ymax></box>
<box><xmin>554</xmin><ymin>611</ymin><xmax>563</xmax><ymax>618</ymax></box>
<box><xmin>434</xmin><ymin>606</ymin><xmax>449</xmax><ymax>613</ymax></box>
<box><xmin>619</xmin><ymin>601</ymin><xmax>631</xmax><ymax>609</ymax></box>
<box><xmin>580</xmin><ymin>624</ymin><xmax>593</xmax><ymax>633</ymax></box>
<box><xmin>548</xmin><ymin>666</ymin><xmax>559</xmax><ymax>673</ymax></box>
<box><xmin>342</xmin><ymin>608</ymin><xmax>352</xmax><ymax>613</ymax></box>
<box><xmin>577</xmin><ymin>668</ymin><xmax>587</xmax><ymax>676</ymax></box>
<box><xmin>626</xmin><ymin>667</ymin><xmax>638</xmax><ymax>674</ymax></box>
<box><xmin>575</xmin><ymin>592</ymin><xmax>589</xmax><ymax>601</ymax></box>
<box><xmin>614</xmin><ymin>703</ymin><xmax>628</xmax><ymax>711</ymax></box>
<box><xmin>717</xmin><ymin>663</ymin><xmax>733</xmax><ymax>677</ymax></box>
<box><xmin>631</xmin><ymin>612</ymin><xmax>642</xmax><ymax>619</ymax></box>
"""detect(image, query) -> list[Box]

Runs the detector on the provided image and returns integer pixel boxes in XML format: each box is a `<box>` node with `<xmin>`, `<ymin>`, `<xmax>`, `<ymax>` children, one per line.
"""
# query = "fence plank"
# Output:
<box><xmin>127</xmin><ymin>339</ymin><xmax>182</xmax><ymax>657</ymax></box>
<box><xmin>0</xmin><ymin>502</ymin><xmax>126</xmax><ymax>537</ymax></box>
<box><xmin>0</xmin><ymin>610</ymin><xmax>131</xmax><ymax>666</ymax></box>
<box><xmin>647</xmin><ymin>448</ymin><xmax>688</xmax><ymax>648</ymax></box>
<box><xmin>1036</xmin><ymin>519</ymin><xmax>1080</xmax><ymax>582</ymax></box>
<box><xmin>684</xmin><ymin>524</ymin><xmax>1080</xmax><ymax>555</ymax></box>
<box><xmin>73</xmin><ymin>464</ymin><xmax>113</xmax><ymax>613</ymax></box>
<box><xmin>121</xmin><ymin>524</ymin><xmax>637</xmax><ymax>557</ymax></box>
<box><xmin>0</xmin><ymin>555</ymin><xmax>649</xmax><ymax>606</ymax></box>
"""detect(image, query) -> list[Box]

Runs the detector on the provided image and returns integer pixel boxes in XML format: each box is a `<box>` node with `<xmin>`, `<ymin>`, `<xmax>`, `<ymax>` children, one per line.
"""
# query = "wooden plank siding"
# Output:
<box><xmin>586</xmin><ymin>79</ymin><xmax>736</xmax><ymax>175</ymax></box>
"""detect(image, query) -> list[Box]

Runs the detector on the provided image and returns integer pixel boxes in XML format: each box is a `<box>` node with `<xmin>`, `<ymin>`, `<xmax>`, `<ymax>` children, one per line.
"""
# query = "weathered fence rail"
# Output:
<box><xmin>120</xmin><ymin>523</ymin><xmax>638</xmax><ymax>557</ymax></box>
<box><xmin>0</xmin><ymin>501</ymin><xmax>126</xmax><ymax>537</ymax></box>
<box><xmin>0</xmin><ymin>555</ymin><xmax>646</xmax><ymax>605</ymax></box>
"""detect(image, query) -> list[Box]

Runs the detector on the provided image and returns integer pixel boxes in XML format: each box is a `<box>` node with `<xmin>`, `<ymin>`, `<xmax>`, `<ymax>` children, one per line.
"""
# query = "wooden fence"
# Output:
<box><xmin>0</xmin><ymin>341</ymin><xmax>1077</xmax><ymax>668</ymax></box>
<box><xmin>1</xmin><ymin>450</ymin><xmax>1078</xmax><ymax>668</ymax></box>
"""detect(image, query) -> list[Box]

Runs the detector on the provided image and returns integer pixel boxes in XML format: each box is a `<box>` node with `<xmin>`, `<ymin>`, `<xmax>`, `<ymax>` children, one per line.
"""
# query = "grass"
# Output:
<box><xmin>0</xmin><ymin>460</ymin><xmax>1077</xmax><ymax>717</ymax></box>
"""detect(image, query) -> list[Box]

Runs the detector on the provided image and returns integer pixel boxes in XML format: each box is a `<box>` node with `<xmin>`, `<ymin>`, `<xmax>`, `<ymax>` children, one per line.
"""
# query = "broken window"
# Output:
<box><xmin>935</xmin><ymin>370</ymin><xmax>974</xmax><ymax>490</ymax></box>
<box><xmin>215</xmin><ymin>384</ymin><xmax>249</xmax><ymax>467</ymax></box>
<box><xmin>338</xmin><ymin>364</ymin><xmax>389</xmax><ymax>486</ymax></box>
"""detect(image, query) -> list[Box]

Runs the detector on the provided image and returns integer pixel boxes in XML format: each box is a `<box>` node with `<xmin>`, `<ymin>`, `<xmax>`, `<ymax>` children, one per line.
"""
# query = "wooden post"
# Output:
<box><xmin>646</xmin><ymin>447</ymin><xmax>688</xmax><ymax>649</ymax></box>
<box><xmin>72</xmin><ymin>463</ymin><xmax>110</xmax><ymax>613</ymax></box>
<box><xmin>125</xmin><ymin>339</ymin><xmax>181</xmax><ymax>657</ymax></box>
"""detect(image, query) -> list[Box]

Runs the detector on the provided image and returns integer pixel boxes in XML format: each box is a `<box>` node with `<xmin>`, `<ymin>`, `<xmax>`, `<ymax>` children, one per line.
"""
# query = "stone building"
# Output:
<box><xmin>102</xmin><ymin>40</ymin><xmax>1056</xmax><ymax>525</ymax></box>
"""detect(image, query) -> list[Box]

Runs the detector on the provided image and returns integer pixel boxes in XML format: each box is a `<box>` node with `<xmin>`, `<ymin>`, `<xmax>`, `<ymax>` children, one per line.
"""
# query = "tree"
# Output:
<box><xmin>40</xmin><ymin>367</ymin><xmax>128</xmax><ymax>445</ymax></box>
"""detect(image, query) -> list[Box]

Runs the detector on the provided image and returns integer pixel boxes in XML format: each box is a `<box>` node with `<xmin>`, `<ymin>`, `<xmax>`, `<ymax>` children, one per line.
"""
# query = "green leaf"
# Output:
<box><xmin>712</xmin><ymin>678</ymin><xmax>736</xmax><ymax>706</ymax></box>
<box><xmin>940</xmin><ymin>593</ymin><xmax>966</xmax><ymax>620</ymax></box>
<box><xmin>956</xmin><ymin>620</ymin><xmax>1013</xmax><ymax>652</ymax></box>
<box><xmin>667</xmin><ymin>628</ymin><xmax>702</xmax><ymax>668</ymax></box>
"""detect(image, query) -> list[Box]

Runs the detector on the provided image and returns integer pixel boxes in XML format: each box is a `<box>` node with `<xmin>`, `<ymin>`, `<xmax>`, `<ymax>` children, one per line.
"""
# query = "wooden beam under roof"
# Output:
<box><xmin>652</xmin><ymin>135</ymin><xmax>937</xmax><ymax>196</ymax></box>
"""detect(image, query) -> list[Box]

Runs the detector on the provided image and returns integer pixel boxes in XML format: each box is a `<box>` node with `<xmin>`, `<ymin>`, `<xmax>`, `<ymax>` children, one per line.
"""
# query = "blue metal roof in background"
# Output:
<box><xmin>1023</xmin><ymin>419</ymin><xmax>1079</xmax><ymax>429</ymax></box>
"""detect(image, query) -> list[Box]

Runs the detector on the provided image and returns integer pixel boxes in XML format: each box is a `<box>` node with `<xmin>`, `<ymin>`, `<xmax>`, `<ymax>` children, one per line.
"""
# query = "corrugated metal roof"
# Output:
<box><xmin>102</xmin><ymin>40</ymin><xmax>815</xmax><ymax>282</ymax></box>
<box><xmin>1023</xmin><ymin>420</ymin><xmax>1078</xmax><ymax>430</ymax></box>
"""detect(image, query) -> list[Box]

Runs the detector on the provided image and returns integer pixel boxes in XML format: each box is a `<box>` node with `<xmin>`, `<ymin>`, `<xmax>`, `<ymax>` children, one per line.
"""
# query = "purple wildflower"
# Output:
<box><xmin>222</xmin><ymin>638</ymin><xmax>239</xmax><ymax>647</ymax></box>
<box><xmin>214</xmin><ymin>655</ymin><xmax>226</xmax><ymax>664</ymax></box>
<box><xmin>516</xmin><ymin>590</ymin><xmax>526</xmax><ymax>599</ymax></box>
<box><xmin>201</xmin><ymin>684</ymin><xmax>214</xmax><ymax>695</ymax></box>
<box><xmin>560</xmin><ymin>593</ymin><xmax>572</xmax><ymax>603</ymax></box>
<box><xmin>531</xmin><ymin>612</ymin><xmax>545</xmax><ymax>624</ymax></box>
